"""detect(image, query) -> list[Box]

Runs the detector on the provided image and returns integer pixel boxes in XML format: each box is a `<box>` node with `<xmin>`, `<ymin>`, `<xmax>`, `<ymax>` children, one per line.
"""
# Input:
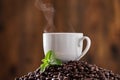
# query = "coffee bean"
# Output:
<box><xmin>16</xmin><ymin>61</ymin><xmax>120</xmax><ymax>80</ymax></box>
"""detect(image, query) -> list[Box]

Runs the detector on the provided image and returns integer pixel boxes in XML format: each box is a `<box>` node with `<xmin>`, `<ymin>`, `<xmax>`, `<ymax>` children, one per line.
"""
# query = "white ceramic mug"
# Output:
<box><xmin>43</xmin><ymin>33</ymin><xmax>91</xmax><ymax>62</ymax></box>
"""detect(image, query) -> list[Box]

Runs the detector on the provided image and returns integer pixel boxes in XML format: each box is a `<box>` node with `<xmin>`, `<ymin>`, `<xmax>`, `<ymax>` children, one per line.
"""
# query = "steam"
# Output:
<box><xmin>68</xmin><ymin>23</ymin><xmax>75</xmax><ymax>32</ymax></box>
<box><xmin>35</xmin><ymin>0</ymin><xmax>55</xmax><ymax>32</ymax></box>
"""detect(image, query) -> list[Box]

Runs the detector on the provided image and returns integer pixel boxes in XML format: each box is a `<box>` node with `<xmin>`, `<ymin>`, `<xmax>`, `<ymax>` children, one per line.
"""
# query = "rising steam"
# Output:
<box><xmin>35</xmin><ymin>0</ymin><xmax>55</xmax><ymax>32</ymax></box>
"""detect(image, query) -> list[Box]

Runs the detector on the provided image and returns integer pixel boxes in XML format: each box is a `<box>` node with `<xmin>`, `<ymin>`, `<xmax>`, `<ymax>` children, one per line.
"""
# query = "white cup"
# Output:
<box><xmin>43</xmin><ymin>33</ymin><xmax>91</xmax><ymax>62</ymax></box>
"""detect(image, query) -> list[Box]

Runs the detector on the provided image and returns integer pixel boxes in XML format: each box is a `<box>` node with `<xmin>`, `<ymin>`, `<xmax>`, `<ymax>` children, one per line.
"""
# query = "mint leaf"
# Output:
<box><xmin>41</xmin><ymin>59</ymin><xmax>47</xmax><ymax>63</ymax></box>
<box><xmin>49</xmin><ymin>51</ymin><xmax>55</xmax><ymax>60</ymax></box>
<box><xmin>50</xmin><ymin>59</ymin><xmax>62</xmax><ymax>65</ymax></box>
<box><xmin>40</xmin><ymin>50</ymin><xmax>62</xmax><ymax>73</ymax></box>
<box><xmin>46</xmin><ymin>50</ymin><xmax>56</xmax><ymax>61</ymax></box>
<box><xmin>55</xmin><ymin>59</ymin><xmax>62</xmax><ymax>65</ymax></box>
<box><xmin>40</xmin><ymin>62</ymin><xmax>49</xmax><ymax>72</ymax></box>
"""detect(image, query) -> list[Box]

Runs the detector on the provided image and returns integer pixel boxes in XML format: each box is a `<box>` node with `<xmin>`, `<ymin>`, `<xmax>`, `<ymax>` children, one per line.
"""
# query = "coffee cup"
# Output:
<box><xmin>43</xmin><ymin>33</ymin><xmax>91</xmax><ymax>62</ymax></box>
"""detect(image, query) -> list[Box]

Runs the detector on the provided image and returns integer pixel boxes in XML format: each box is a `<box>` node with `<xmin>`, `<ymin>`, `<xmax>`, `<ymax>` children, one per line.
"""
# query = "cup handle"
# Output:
<box><xmin>76</xmin><ymin>36</ymin><xmax>91</xmax><ymax>60</ymax></box>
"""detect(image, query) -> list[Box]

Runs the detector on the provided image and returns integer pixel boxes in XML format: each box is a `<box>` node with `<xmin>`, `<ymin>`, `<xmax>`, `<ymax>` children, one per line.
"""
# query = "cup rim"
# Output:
<box><xmin>43</xmin><ymin>32</ymin><xmax>83</xmax><ymax>35</ymax></box>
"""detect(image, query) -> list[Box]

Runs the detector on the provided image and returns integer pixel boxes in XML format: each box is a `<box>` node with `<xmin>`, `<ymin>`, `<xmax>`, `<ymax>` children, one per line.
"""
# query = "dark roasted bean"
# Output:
<box><xmin>16</xmin><ymin>61</ymin><xmax>120</xmax><ymax>80</ymax></box>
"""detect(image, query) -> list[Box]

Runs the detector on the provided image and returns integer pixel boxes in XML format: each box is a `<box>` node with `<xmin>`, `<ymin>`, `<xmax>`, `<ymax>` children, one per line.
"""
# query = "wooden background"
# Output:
<box><xmin>0</xmin><ymin>0</ymin><xmax>120</xmax><ymax>80</ymax></box>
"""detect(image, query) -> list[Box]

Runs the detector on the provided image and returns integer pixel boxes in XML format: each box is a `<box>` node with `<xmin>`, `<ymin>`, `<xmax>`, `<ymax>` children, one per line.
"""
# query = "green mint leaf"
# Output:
<box><xmin>55</xmin><ymin>59</ymin><xmax>62</xmax><ymax>65</ymax></box>
<box><xmin>42</xmin><ymin>58</ymin><xmax>48</xmax><ymax>63</ymax></box>
<box><xmin>40</xmin><ymin>50</ymin><xmax>62</xmax><ymax>73</ymax></box>
<box><xmin>45</xmin><ymin>50</ymin><xmax>54</xmax><ymax>60</ymax></box>
<box><xmin>50</xmin><ymin>59</ymin><xmax>62</xmax><ymax>65</ymax></box>
<box><xmin>40</xmin><ymin>62</ymin><xmax>49</xmax><ymax>72</ymax></box>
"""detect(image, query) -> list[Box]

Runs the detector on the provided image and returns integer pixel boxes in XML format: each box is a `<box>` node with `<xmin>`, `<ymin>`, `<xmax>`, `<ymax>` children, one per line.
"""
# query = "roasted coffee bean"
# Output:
<box><xmin>16</xmin><ymin>61</ymin><xmax>120</xmax><ymax>80</ymax></box>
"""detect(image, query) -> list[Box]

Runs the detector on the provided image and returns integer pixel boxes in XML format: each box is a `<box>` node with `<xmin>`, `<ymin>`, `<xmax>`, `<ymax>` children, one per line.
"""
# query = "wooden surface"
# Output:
<box><xmin>0</xmin><ymin>0</ymin><xmax>120</xmax><ymax>80</ymax></box>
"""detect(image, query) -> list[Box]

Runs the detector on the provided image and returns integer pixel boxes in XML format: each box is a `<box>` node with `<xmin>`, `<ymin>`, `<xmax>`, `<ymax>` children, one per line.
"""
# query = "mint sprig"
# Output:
<box><xmin>40</xmin><ymin>50</ymin><xmax>62</xmax><ymax>72</ymax></box>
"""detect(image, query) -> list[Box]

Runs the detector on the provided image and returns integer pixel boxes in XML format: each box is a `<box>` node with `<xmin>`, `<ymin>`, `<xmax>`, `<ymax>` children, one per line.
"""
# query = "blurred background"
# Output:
<box><xmin>0</xmin><ymin>0</ymin><xmax>120</xmax><ymax>80</ymax></box>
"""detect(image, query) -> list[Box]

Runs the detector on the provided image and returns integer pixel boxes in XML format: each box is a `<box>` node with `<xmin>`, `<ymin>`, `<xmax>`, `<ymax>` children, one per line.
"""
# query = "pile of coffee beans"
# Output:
<box><xmin>16</xmin><ymin>61</ymin><xmax>120</xmax><ymax>80</ymax></box>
